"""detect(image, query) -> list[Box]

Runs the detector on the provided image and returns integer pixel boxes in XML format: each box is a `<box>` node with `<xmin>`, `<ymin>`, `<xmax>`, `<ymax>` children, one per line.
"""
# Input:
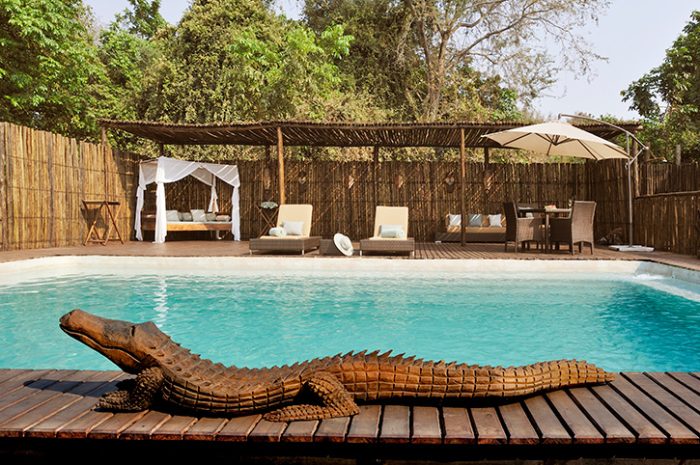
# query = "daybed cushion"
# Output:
<box><xmin>190</xmin><ymin>209</ymin><xmax>206</xmax><ymax>222</ymax></box>
<box><xmin>166</xmin><ymin>210</ymin><xmax>180</xmax><ymax>222</ymax></box>
<box><xmin>205</xmin><ymin>212</ymin><xmax>217</xmax><ymax>221</ymax></box>
<box><xmin>179</xmin><ymin>211</ymin><xmax>193</xmax><ymax>222</ymax></box>
<box><xmin>216</xmin><ymin>214</ymin><xmax>230</xmax><ymax>222</ymax></box>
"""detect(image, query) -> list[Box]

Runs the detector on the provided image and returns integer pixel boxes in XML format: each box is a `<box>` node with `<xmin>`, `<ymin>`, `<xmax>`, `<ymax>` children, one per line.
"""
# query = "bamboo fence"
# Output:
<box><xmin>1</xmin><ymin>122</ymin><xmax>698</xmax><ymax>254</ymax></box>
<box><xmin>0</xmin><ymin>122</ymin><xmax>139</xmax><ymax>250</ymax></box>
<box><xmin>634</xmin><ymin>191</ymin><xmax>699</xmax><ymax>256</ymax></box>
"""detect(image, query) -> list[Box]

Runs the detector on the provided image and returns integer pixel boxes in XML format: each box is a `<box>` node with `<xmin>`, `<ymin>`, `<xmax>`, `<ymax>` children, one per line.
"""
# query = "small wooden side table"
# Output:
<box><xmin>82</xmin><ymin>200</ymin><xmax>124</xmax><ymax>246</ymax></box>
<box><xmin>256</xmin><ymin>205</ymin><xmax>278</xmax><ymax>237</ymax></box>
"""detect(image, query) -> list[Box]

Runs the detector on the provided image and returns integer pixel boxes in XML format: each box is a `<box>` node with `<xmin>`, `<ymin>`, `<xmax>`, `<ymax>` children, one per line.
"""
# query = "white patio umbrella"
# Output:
<box><xmin>482</xmin><ymin>121</ymin><xmax>629</xmax><ymax>160</ymax></box>
<box><xmin>482</xmin><ymin>119</ymin><xmax>647</xmax><ymax>248</ymax></box>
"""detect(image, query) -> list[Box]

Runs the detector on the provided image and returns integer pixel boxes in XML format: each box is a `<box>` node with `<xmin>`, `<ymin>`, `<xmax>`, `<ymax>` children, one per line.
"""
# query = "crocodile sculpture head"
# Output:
<box><xmin>60</xmin><ymin>309</ymin><xmax>168</xmax><ymax>374</ymax></box>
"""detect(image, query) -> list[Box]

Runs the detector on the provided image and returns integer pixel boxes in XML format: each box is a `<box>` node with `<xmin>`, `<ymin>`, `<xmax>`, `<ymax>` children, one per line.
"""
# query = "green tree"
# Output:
<box><xmin>304</xmin><ymin>0</ymin><xmax>606</xmax><ymax>121</ymax></box>
<box><xmin>0</xmin><ymin>0</ymin><xmax>108</xmax><ymax>137</ymax></box>
<box><xmin>623</xmin><ymin>10</ymin><xmax>700</xmax><ymax>161</ymax></box>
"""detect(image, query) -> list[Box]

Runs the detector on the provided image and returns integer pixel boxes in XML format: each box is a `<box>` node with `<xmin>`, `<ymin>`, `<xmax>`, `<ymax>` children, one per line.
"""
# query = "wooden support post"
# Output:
<box><xmin>159</xmin><ymin>143</ymin><xmax>165</xmax><ymax>157</ymax></box>
<box><xmin>101</xmin><ymin>126</ymin><xmax>108</xmax><ymax>202</ymax></box>
<box><xmin>483</xmin><ymin>146</ymin><xmax>490</xmax><ymax>165</ymax></box>
<box><xmin>373</xmin><ymin>146</ymin><xmax>379</xmax><ymax>204</ymax></box>
<box><xmin>0</xmin><ymin>123</ymin><xmax>7</xmax><ymax>251</ymax></box>
<box><xmin>460</xmin><ymin>129</ymin><xmax>466</xmax><ymax>247</ymax></box>
<box><xmin>675</xmin><ymin>144</ymin><xmax>682</xmax><ymax>166</ymax></box>
<box><xmin>277</xmin><ymin>127</ymin><xmax>286</xmax><ymax>205</ymax></box>
<box><xmin>632</xmin><ymin>139</ymin><xmax>639</xmax><ymax>197</ymax></box>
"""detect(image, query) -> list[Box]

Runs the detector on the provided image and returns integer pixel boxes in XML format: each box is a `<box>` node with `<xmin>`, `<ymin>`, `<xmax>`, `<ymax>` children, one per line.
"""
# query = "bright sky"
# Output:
<box><xmin>86</xmin><ymin>0</ymin><xmax>697</xmax><ymax>120</ymax></box>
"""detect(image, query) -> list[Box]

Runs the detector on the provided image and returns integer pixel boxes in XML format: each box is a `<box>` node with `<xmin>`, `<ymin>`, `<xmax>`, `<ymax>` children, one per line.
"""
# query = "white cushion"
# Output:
<box><xmin>190</xmin><ymin>209</ymin><xmax>206</xmax><ymax>222</ymax></box>
<box><xmin>488</xmin><ymin>214</ymin><xmax>502</xmax><ymax>228</ymax></box>
<box><xmin>447</xmin><ymin>214</ymin><xmax>461</xmax><ymax>226</ymax></box>
<box><xmin>205</xmin><ymin>212</ymin><xmax>217</xmax><ymax>222</ymax></box>
<box><xmin>179</xmin><ymin>212</ymin><xmax>193</xmax><ymax>222</ymax></box>
<box><xmin>269</xmin><ymin>227</ymin><xmax>287</xmax><ymax>237</ymax></box>
<box><xmin>468</xmin><ymin>213</ymin><xmax>482</xmax><ymax>227</ymax></box>
<box><xmin>215</xmin><ymin>214</ymin><xmax>230</xmax><ymax>222</ymax></box>
<box><xmin>379</xmin><ymin>224</ymin><xmax>406</xmax><ymax>238</ymax></box>
<box><xmin>166</xmin><ymin>210</ymin><xmax>180</xmax><ymax>222</ymax></box>
<box><xmin>283</xmin><ymin>221</ymin><xmax>304</xmax><ymax>236</ymax></box>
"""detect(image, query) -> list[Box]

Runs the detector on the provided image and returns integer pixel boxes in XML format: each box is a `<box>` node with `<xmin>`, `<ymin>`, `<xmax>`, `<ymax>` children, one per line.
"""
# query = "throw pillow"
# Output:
<box><xmin>269</xmin><ymin>227</ymin><xmax>287</xmax><ymax>237</ymax></box>
<box><xmin>205</xmin><ymin>212</ymin><xmax>217</xmax><ymax>222</ymax></box>
<box><xmin>379</xmin><ymin>225</ymin><xmax>406</xmax><ymax>238</ymax></box>
<box><xmin>488</xmin><ymin>214</ymin><xmax>502</xmax><ymax>228</ymax></box>
<box><xmin>468</xmin><ymin>213</ymin><xmax>482</xmax><ymax>227</ymax></box>
<box><xmin>190</xmin><ymin>209</ymin><xmax>206</xmax><ymax>222</ymax></box>
<box><xmin>283</xmin><ymin>221</ymin><xmax>304</xmax><ymax>236</ymax></box>
<box><xmin>166</xmin><ymin>210</ymin><xmax>180</xmax><ymax>222</ymax></box>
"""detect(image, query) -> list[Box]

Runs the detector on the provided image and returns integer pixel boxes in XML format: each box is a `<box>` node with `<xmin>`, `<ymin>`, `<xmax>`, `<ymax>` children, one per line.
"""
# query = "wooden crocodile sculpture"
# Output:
<box><xmin>59</xmin><ymin>309</ymin><xmax>615</xmax><ymax>422</ymax></box>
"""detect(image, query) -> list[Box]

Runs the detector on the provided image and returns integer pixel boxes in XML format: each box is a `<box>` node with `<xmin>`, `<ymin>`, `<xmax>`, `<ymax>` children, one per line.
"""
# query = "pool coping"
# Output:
<box><xmin>1</xmin><ymin>255</ymin><xmax>700</xmax><ymax>287</ymax></box>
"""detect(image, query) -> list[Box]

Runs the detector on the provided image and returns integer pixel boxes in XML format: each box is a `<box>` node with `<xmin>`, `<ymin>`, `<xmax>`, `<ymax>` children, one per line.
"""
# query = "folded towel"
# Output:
<box><xmin>379</xmin><ymin>224</ymin><xmax>406</xmax><ymax>238</ymax></box>
<box><xmin>269</xmin><ymin>227</ymin><xmax>287</xmax><ymax>237</ymax></box>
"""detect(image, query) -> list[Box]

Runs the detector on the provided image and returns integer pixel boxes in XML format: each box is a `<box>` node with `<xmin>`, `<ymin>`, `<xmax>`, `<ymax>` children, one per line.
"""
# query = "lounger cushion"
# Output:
<box><xmin>205</xmin><ymin>212</ymin><xmax>217</xmax><ymax>221</ymax></box>
<box><xmin>190</xmin><ymin>209</ymin><xmax>206</xmax><ymax>222</ymax></box>
<box><xmin>216</xmin><ymin>214</ymin><xmax>231</xmax><ymax>222</ymax></box>
<box><xmin>179</xmin><ymin>211</ymin><xmax>193</xmax><ymax>222</ymax></box>
<box><xmin>448</xmin><ymin>214</ymin><xmax>461</xmax><ymax>226</ymax></box>
<box><xmin>166</xmin><ymin>210</ymin><xmax>180</xmax><ymax>222</ymax></box>
<box><xmin>468</xmin><ymin>213</ymin><xmax>482</xmax><ymax>227</ymax></box>
<box><xmin>283</xmin><ymin>221</ymin><xmax>304</xmax><ymax>236</ymax></box>
<box><xmin>488</xmin><ymin>214</ymin><xmax>502</xmax><ymax>227</ymax></box>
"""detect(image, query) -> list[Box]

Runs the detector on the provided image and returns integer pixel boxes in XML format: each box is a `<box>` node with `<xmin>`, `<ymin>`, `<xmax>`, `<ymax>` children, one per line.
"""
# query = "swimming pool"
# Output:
<box><xmin>1</xmin><ymin>257</ymin><xmax>698</xmax><ymax>372</ymax></box>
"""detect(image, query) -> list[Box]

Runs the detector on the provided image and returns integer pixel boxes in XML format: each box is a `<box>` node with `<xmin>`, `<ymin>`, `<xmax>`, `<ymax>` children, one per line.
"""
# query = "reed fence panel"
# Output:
<box><xmin>2</xmin><ymin>122</ymin><xmax>698</xmax><ymax>251</ymax></box>
<box><xmin>0</xmin><ymin>122</ymin><xmax>139</xmax><ymax>250</ymax></box>
<box><xmin>633</xmin><ymin>191</ymin><xmax>699</xmax><ymax>256</ymax></box>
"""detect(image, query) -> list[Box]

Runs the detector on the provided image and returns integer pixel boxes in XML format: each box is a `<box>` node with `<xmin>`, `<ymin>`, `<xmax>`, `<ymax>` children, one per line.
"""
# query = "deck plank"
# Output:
<box><xmin>0</xmin><ymin>370</ymin><xmax>28</xmax><ymax>385</ymax></box>
<box><xmin>523</xmin><ymin>396</ymin><xmax>570</xmax><ymax>444</ymax></box>
<box><xmin>346</xmin><ymin>405</ymin><xmax>381</xmax><ymax>444</ymax></box>
<box><xmin>471</xmin><ymin>407</ymin><xmax>507</xmax><ymax>445</ymax></box>
<box><xmin>624</xmin><ymin>373</ymin><xmax>700</xmax><ymax>435</ymax></box>
<box><xmin>411</xmin><ymin>406</ymin><xmax>442</xmax><ymax>445</ymax></box>
<box><xmin>0</xmin><ymin>372</ymin><xmax>79</xmax><ymax>427</ymax></box>
<box><xmin>282</xmin><ymin>420</ymin><xmax>319</xmax><ymax>443</ymax></box>
<box><xmin>25</xmin><ymin>375</ymin><xmax>124</xmax><ymax>438</ymax></box>
<box><xmin>183</xmin><ymin>417</ymin><xmax>228</xmax><ymax>441</ymax></box>
<box><xmin>149</xmin><ymin>415</ymin><xmax>197</xmax><ymax>440</ymax></box>
<box><xmin>442</xmin><ymin>407</ymin><xmax>475</xmax><ymax>444</ymax></box>
<box><xmin>498</xmin><ymin>402</ymin><xmax>539</xmax><ymax>445</ymax></box>
<box><xmin>647</xmin><ymin>373</ymin><xmax>700</xmax><ymax>413</ymax></box>
<box><xmin>568</xmin><ymin>387</ymin><xmax>635</xmax><ymax>444</ymax></box>
<box><xmin>0</xmin><ymin>371</ymin><xmax>105</xmax><ymax>437</ymax></box>
<box><xmin>592</xmin><ymin>384</ymin><xmax>667</xmax><ymax>444</ymax></box>
<box><xmin>248</xmin><ymin>418</ymin><xmax>287</xmax><ymax>442</ymax></box>
<box><xmin>0</xmin><ymin>370</ymin><xmax>50</xmax><ymax>391</ymax></box>
<box><xmin>216</xmin><ymin>414</ymin><xmax>262</xmax><ymax>442</ymax></box>
<box><xmin>546</xmin><ymin>390</ymin><xmax>603</xmax><ymax>444</ymax></box>
<box><xmin>379</xmin><ymin>405</ymin><xmax>410</xmax><ymax>444</ymax></box>
<box><xmin>669</xmin><ymin>372</ymin><xmax>700</xmax><ymax>396</ymax></box>
<box><xmin>0</xmin><ymin>370</ymin><xmax>64</xmax><ymax>408</ymax></box>
<box><xmin>314</xmin><ymin>416</ymin><xmax>350</xmax><ymax>443</ymax></box>
<box><xmin>119</xmin><ymin>411</ymin><xmax>171</xmax><ymax>440</ymax></box>
<box><xmin>88</xmin><ymin>411</ymin><xmax>148</xmax><ymax>439</ymax></box>
<box><xmin>611</xmin><ymin>376</ymin><xmax>698</xmax><ymax>444</ymax></box>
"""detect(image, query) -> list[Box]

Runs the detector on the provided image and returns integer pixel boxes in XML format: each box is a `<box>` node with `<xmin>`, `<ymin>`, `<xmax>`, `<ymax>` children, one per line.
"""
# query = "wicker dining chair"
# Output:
<box><xmin>550</xmin><ymin>201</ymin><xmax>596</xmax><ymax>254</ymax></box>
<box><xmin>503</xmin><ymin>202</ymin><xmax>544</xmax><ymax>253</ymax></box>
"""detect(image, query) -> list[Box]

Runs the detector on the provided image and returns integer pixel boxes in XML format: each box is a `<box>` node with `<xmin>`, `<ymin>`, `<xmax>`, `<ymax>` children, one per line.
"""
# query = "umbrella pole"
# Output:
<box><xmin>626</xmin><ymin>135</ymin><xmax>633</xmax><ymax>246</ymax></box>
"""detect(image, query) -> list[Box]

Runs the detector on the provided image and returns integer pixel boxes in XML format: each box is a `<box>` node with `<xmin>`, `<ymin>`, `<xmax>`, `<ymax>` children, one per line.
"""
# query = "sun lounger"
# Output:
<box><xmin>249</xmin><ymin>204</ymin><xmax>320</xmax><ymax>255</ymax></box>
<box><xmin>359</xmin><ymin>206</ymin><xmax>415</xmax><ymax>256</ymax></box>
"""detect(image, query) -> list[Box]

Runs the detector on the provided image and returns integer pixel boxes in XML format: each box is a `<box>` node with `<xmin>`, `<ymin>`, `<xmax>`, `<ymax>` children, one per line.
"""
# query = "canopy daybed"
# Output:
<box><xmin>135</xmin><ymin>156</ymin><xmax>241</xmax><ymax>243</ymax></box>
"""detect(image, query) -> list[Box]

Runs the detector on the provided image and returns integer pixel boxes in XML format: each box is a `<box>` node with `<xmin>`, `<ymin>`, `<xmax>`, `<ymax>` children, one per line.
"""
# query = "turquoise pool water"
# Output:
<box><xmin>1</xmin><ymin>272</ymin><xmax>699</xmax><ymax>372</ymax></box>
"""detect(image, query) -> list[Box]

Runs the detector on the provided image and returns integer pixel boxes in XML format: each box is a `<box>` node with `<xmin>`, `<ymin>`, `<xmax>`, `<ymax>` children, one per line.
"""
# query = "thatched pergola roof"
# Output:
<box><xmin>99</xmin><ymin>119</ymin><xmax>641</xmax><ymax>148</ymax></box>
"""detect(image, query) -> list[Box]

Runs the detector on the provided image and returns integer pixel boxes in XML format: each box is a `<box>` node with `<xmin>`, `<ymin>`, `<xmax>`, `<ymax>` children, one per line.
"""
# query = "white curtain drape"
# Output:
<box><xmin>134</xmin><ymin>157</ymin><xmax>241</xmax><ymax>243</ymax></box>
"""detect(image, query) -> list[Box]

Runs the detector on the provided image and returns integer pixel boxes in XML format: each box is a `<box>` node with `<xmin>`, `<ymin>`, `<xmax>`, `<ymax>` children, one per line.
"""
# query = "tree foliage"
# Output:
<box><xmin>623</xmin><ymin>10</ymin><xmax>700</xmax><ymax>161</ymax></box>
<box><xmin>0</xmin><ymin>0</ymin><xmax>107</xmax><ymax>137</ymax></box>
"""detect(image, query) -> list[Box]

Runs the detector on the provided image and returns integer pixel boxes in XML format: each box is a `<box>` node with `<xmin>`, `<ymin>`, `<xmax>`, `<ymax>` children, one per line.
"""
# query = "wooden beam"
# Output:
<box><xmin>277</xmin><ymin>127</ymin><xmax>286</xmax><ymax>205</ymax></box>
<box><xmin>460</xmin><ymin>129</ymin><xmax>466</xmax><ymax>247</ymax></box>
<box><xmin>101</xmin><ymin>126</ymin><xmax>108</xmax><ymax>202</ymax></box>
<box><xmin>373</xmin><ymin>146</ymin><xmax>379</xmax><ymax>204</ymax></box>
<box><xmin>158</xmin><ymin>143</ymin><xmax>165</xmax><ymax>157</ymax></box>
<box><xmin>483</xmin><ymin>146</ymin><xmax>490</xmax><ymax>165</ymax></box>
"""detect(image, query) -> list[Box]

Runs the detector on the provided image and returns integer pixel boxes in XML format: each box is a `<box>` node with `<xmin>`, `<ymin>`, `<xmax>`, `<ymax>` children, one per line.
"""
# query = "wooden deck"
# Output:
<box><xmin>1</xmin><ymin>241</ymin><xmax>699</xmax><ymax>272</ymax></box>
<box><xmin>0</xmin><ymin>369</ymin><xmax>699</xmax><ymax>462</ymax></box>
